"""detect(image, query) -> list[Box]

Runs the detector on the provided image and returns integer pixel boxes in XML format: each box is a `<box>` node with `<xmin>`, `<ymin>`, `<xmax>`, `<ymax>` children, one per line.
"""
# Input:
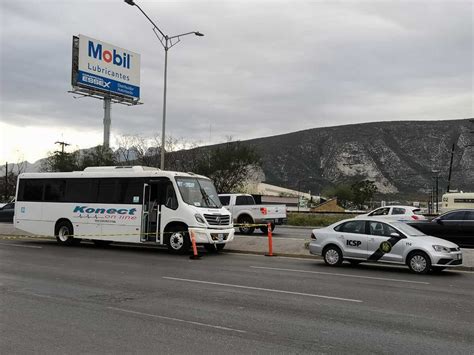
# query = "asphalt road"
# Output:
<box><xmin>1</xmin><ymin>237</ymin><xmax>473</xmax><ymax>354</ymax></box>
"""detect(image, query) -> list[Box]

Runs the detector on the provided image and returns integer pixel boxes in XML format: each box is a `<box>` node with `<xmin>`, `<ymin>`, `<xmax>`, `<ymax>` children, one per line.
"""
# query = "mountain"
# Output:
<box><xmin>3</xmin><ymin>119</ymin><xmax>473</xmax><ymax>197</ymax></box>
<box><xmin>243</xmin><ymin>119</ymin><xmax>473</xmax><ymax>197</ymax></box>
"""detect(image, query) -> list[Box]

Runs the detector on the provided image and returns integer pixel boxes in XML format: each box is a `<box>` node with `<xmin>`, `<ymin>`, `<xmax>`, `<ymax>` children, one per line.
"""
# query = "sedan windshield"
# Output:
<box><xmin>175</xmin><ymin>177</ymin><xmax>222</xmax><ymax>208</ymax></box>
<box><xmin>391</xmin><ymin>222</ymin><xmax>427</xmax><ymax>237</ymax></box>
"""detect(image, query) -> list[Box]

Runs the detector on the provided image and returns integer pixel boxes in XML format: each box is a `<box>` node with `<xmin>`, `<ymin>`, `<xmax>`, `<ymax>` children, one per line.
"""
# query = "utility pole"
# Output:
<box><xmin>4</xmin><ymin>162</ymin><xmax>8</xmax><ymax>201</ymax></box>
<box><xmin>446</xmin><ymin>143</ymin><xmax>455</xmax><ymax>192</ymax></box>
<box><xmin>432</xmin><ymin>170</ymin><xmax>440</xmax><ymax>214</ymax></box>
<box><xmin>55</xmin><ymin>141</ymin><xmax>70</xmax><ymax>154</ymax></box>
<box><xmin>435</xmin><ymin>174</ymin><xmax>439</xmax><ymax>213</ymax></box>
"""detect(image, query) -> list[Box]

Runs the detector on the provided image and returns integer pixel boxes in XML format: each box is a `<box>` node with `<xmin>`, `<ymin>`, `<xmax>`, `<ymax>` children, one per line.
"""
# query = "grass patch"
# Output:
<box><xmin>288</xmin><ymin>213</ymin><xmax>354</xmax><ymax>227</ymax></box>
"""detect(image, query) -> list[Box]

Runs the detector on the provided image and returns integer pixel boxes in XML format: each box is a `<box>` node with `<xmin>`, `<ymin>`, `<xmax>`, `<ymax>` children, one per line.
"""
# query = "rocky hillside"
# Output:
<box><xmin>3</xmin><ymin>119</ymin><xmax>472</xmax><ymax>197</ymax></box>
<box><xmin>244</xmin><ymin>119</ymin><xmax>474</xmax><ymax>196</ymax></box>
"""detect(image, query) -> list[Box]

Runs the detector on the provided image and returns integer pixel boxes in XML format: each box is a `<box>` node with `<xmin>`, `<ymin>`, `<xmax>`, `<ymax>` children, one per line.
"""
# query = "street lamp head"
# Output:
<box><xmin>124</xmin><ymin>0</ymin><xmax>136</xmax><ymax>6</ymax></box>
<box><xmin>194</xmin><ymin>31</ymin><xmax>204</xmax><ymax>36</ymax></box>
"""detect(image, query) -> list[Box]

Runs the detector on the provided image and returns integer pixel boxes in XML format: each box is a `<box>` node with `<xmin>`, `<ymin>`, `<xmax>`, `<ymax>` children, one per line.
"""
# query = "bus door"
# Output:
<box><xmin>141</xmin><ymin>178</ymin><xmax>168</xmax><ymax>243</ymax></box>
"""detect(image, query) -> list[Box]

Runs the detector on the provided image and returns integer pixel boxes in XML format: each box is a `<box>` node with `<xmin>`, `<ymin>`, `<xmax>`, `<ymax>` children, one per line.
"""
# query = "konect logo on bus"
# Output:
<box><xmin>88</xmin><ymin>40</ymin><xmax>131</xmax><ymax>69</ymax></box>
<box><xmin>73</xmin><ymin>206</ymin><xmax>138</xmax><ymax>221</ymax></box>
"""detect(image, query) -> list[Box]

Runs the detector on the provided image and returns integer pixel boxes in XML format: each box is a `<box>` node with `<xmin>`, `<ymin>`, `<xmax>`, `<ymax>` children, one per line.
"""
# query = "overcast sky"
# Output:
<box><xmin>1</xmin><ymin>0</ymin><xmax>472</xmax><ymax>163</ymax></box>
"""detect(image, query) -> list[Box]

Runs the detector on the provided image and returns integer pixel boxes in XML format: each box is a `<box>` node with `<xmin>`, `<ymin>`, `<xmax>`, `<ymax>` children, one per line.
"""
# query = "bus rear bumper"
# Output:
<box><xmin>189</xmin><ymin>227</ymin><xmax>235</xmax><ymax>244</ymax></box>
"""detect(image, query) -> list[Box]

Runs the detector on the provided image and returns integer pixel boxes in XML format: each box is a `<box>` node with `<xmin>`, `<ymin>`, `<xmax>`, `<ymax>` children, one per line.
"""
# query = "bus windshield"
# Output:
<box><xmin>175</xmin><ymin>177</ymin><xmax>222</xmax><ymax>209</ymax></box>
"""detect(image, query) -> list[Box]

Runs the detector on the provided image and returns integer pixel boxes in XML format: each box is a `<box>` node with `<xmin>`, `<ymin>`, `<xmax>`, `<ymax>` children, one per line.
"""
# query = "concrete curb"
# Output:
<box><xmin>0</xmin><ymin>231</ymin><xmax>472</xmax><ymax>272</ymax></box>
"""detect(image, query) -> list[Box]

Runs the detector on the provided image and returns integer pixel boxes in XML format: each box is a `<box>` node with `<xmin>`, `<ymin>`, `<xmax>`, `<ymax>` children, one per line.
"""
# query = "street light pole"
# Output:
<box><xmin>124</xmin><ymin>0</ymin><xmax>204</xmax><ymax>169</ymax></box>
<box><xmin>161</xmin><ymin>41</ymin><xmax>168</xmax><ymax>170</ymax></box>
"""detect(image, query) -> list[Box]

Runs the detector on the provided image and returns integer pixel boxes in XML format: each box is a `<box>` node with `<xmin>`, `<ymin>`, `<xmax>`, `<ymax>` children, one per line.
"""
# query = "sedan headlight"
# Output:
<box><xmin>195</xmin><ymin>214</ymin><xmax>206</xmax><ymax>224</ymax></box>
<box><xmin>432</xmin><ymin>245</ymin><xmax>450</xmax><ymax>253</ymax></box>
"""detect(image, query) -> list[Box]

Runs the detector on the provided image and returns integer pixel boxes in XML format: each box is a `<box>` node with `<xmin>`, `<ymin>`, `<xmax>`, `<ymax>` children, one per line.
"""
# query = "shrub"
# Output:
<box><xmin>287</xmin><ymin>213</ymin><xmax>354</xmax><ymax>227</ymax></box>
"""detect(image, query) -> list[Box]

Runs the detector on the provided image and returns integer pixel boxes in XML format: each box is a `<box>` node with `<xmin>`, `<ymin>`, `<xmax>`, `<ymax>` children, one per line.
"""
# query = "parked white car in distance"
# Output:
<box><xmin>355</xmin><ymin>205</ymin><xmax>426</xmax><ymax>221</ymax></box>
<box><xmin>309</xmin><ymin>217</ymin><xmax>462</xmax><ymax>274</ymax></box>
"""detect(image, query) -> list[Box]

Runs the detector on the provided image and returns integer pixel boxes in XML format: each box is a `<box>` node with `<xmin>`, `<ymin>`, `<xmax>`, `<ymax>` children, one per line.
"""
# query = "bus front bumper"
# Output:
<box><xmin>189</xmin><ymin>227</ymin><xmax>235</xmax><ymax>245</ymax></box>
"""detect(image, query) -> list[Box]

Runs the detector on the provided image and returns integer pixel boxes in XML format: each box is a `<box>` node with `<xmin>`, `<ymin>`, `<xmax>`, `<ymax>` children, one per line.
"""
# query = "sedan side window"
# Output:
<box><xmin>392</xmin><ymin>208</ymin><xmax>406</xmax><ymax>215</ymax></box>
<box><xmin>369</xmin><ymin>222</ymin><xmax>399</xmax><ymax>237</ymax></box>
<box><xmin>370</xmin><ymin>207</ymin><xmax>390</xmax><ymax>216</ymax></box>
<box><xmin>335</xmin><ymin>221</ymin><xmax>366</xmax><ymax>234</ymax></box>
<box><xmin>441</xmin><ymin>211</ymin><xmax>466</xmax><ymax>221</ymax></box>
<box><xmin>465</xmin><ymin>211</ymin><xmax>474</xmax><ymax>220</ymax></box>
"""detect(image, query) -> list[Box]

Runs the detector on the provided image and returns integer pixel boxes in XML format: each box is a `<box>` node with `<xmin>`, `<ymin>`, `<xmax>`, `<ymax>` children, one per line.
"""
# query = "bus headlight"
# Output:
<box><xmin>195</xmin><ymin>214</ymin><xmax>206</xmax><ymax>224</ymax></box>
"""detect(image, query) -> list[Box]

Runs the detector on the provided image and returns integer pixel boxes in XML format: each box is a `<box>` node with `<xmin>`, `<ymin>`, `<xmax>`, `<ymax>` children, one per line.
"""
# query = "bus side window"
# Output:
<box><xmin>118</xmin><ymin>178</ymin><xmax>143</xmax><ymax>204</ymax></box>
<box><xmin>21</xmin><ymin>179</ymin><xmax>44</xmax><ymax>201</ymax></box>
<box><xmin>165</xmin><ymin>182</ymin><xmax>178</xmax><ymax>210</ymax></box>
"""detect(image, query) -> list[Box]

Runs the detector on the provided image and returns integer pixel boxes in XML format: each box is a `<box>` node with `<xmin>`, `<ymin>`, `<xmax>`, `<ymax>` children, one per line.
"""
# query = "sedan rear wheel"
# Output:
<box><xmin>323</xmin><ymin>245</ymin><xmax>343</xmax><ymax>266</ymax></box>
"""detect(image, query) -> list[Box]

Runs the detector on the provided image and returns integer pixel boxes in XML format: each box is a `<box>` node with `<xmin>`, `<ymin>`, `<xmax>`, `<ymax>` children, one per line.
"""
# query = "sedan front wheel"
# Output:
<box><xmin>407</xmin><ymin>252</ymin><xmax>431</xmax><ymax>274</ymax></box>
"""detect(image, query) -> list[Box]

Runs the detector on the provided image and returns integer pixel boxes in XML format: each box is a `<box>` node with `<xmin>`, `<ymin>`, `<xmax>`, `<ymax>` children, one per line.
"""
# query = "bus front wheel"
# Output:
<box><xmin>166</xmin><ymin>226</ymin><xmax>190</xmax><ymax>254</ymax></box>
<box><xmin>55</xmin><ymin>221</ymin><xmax>79</xmax><ymax>246</ymax></box>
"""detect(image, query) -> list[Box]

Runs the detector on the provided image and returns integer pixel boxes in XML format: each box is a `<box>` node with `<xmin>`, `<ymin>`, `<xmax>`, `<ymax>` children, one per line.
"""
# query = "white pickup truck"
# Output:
<box><xmin>218</xmin><ymin>193</ymin><xmax>287</xmax><ymax>234</ymax></box>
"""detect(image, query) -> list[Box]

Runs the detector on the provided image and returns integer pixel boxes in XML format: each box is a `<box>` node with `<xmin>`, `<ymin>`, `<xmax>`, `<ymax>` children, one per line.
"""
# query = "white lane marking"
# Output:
<box><xmin>0</xmin><ymin>242</ymin><xmax>42</xmax><ymax>249</ymax></box>
<box><xmin>108</xmin><ymin>307</ymin><xmax>247</xmax><ymax>333</ymax></box>
<box><xmin>250</xmin><ymin>266</ymin><xmax>430</xmax><ymax>285</ymax></box>
<box><xmin>163</xmin><ymin>276</ymin><xmax>362</xmax><ymax>303</ymax></box>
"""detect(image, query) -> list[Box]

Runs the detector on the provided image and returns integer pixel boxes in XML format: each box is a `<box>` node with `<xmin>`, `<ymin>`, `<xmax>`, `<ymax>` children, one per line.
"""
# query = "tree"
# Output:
<box><xmin>40</xmin><ymin>145</ymin><xmax>116</xmax><ymax>172</ymax></box>
<box><xmin>1</xmin><ymin>160</ymin><xmax>27</xmax><ymax>202</ymax></box>
<box><xmin>192</xmin><ymin>139</ymin><xmax>261</xmax><ymax>193</ymax></box>
<box><xmin>323</xmin><ymin>184</ymin><xmax>354</xmax><ymax>209</ymax></box>
<box><xmin>351</xmin><ymin>180</ymin><xmax>378</xmax><ymax>209</ymax></box>
<box><xmin>40</xmin><ymin>151</ymin><xmax>80</xmax><ymax>172</ymax></box>
<box><xmin>80</xmin><ymin>145</ymin><xmax>117</xmax><ymax>168</ymax></box>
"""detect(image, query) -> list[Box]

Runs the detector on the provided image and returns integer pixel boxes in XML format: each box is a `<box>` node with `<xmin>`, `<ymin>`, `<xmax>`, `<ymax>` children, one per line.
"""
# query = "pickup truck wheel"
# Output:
<box><xmin>259</xmin><ymin>223</ymin><xmax>275</xmax><ymax>234</ymax></box>
<box><xmin>204</xmin><ymin>243</ymin><xmax>225</xmax><ymax>253</ymax></box>
<box><xmin>238</xmin><ymin>216</ymin><xmax>255</xmax><ymax>235</ymax></box>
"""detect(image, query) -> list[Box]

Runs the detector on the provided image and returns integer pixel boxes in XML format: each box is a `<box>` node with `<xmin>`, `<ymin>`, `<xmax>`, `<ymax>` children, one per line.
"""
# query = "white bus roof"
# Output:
<box><xmin>18</xmin><ymin>166</ymin><xmax>209</xmax><ymax>180</ymax></box>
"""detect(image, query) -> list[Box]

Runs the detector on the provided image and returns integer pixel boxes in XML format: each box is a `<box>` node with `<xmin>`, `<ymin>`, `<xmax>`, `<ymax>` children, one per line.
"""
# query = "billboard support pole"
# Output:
<box><xmin>103</xmin><ymin>97</ymin><xmax>111</xmax><ymax>149</ymax></box>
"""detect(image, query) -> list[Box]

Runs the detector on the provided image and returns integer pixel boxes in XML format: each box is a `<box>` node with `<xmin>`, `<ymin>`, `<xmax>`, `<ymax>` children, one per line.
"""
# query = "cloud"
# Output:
<box><xmin>1</xmin><ymin>0</ymin><xmax>472</xmax><ymax>162</ymax></box>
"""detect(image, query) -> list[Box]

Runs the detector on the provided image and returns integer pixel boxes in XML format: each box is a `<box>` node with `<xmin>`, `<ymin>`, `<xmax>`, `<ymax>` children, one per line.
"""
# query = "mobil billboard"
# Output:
<box><xmin>75</xmin><ymin>34</ymin><xmax>140</xmax><ymax>100</ymax></box>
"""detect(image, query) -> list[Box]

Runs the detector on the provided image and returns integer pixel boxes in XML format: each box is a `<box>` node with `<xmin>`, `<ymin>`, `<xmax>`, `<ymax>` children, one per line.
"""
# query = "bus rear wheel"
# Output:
<box><xmin>55</xmin><ymin>221</ymin><xmax>79</xmax><ymax>246</ymax></box>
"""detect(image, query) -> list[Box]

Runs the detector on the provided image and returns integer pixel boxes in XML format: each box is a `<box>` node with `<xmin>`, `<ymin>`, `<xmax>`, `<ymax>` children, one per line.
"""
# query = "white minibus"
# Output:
<box><xmin>440</xmin><ymin>192</ymin><xmax>474</xmax><ymax>213</ymax></box>
<box><xmin>14</xmin><ymin>166</ymin><xmax>234</xmax><ymax>253</ymax></box>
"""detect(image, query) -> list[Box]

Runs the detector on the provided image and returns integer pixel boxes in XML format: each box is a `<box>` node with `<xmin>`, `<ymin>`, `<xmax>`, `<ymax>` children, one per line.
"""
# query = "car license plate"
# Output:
<box><xmin>218</xmin><ymin>234</ymin><xmax>224</xmax><ymax>242</ymax></box>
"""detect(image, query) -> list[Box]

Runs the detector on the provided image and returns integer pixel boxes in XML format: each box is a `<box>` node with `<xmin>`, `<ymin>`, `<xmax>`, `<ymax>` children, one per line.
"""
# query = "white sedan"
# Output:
<box><xmin>309</xmin><ymin>218</ymin><xmax>462</xmax><ymax>274</ymax></box>
<box><xmin>355</xmin><ymin>205</ymin><xmax>426</xmax><ymax>221</ymax></box>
